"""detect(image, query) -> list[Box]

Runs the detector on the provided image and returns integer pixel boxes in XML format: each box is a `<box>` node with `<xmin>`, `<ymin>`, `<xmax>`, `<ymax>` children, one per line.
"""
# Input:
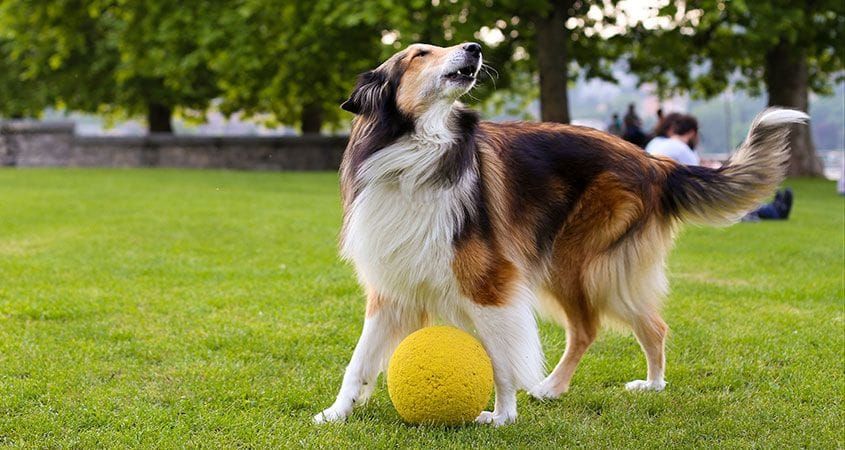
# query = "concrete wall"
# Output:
<box><xmin>0</xmin><ymin>121</ymin><xmax>347</xmax><ymax>171</ymax></box>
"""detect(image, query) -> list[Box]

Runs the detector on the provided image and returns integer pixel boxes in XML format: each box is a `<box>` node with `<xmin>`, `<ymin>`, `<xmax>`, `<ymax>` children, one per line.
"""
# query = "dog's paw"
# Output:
<box><xmin>313</xmin><ymin>407</ymin><xmax>348</xmax><ymax>424</ymax></box>
<box><xmin>528</xmin><ymin>378</ymin><xmax>565</xmax><ymax>401</ymax></box>
<box><xmin>625</xmin><ymin>379</ymin><xmax>666</xmax><ymax>392</ymax></box>
<box><xmin>475</xmin><ymin>410</ymin><xmax>516</xmax><ymax>427</ymax></box>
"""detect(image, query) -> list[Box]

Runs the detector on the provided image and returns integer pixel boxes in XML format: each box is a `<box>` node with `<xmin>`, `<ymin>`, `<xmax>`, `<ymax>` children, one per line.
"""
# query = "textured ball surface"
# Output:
<box><xmin>387</xmin><ymin>326</ymin><xmax>493</xmax><ymax>425</ymax></box>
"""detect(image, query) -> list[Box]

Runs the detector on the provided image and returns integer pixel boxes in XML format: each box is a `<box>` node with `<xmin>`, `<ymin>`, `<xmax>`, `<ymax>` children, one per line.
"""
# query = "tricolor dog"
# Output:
<box><xmin>314</xmin><ymin>42</ymin><xmax>807</xmax><ymax>426</ymax></box>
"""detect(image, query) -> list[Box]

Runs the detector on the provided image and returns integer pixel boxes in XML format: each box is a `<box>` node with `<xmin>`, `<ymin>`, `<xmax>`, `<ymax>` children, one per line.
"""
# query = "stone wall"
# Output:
<box><xmin>0</xmin><ymin>121</ymin><xmax>347</xmax><ymax>171</ymax></box>
<box><xmin>0</xmin><ymin>121</ymin><xmax>76</xmax><ymax>167</ymax></box>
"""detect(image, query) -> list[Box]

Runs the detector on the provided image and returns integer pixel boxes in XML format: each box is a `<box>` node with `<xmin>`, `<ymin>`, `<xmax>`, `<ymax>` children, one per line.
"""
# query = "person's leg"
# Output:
<box><xmin>774</xmin><ymin>189</ymin><xmax>784</xmax><ymax>204</ymax></box>
<box><xmin>754</xmin><ymin>203</ymin><xmax>781</xmax><ymax>219</ymax></box>
<box><xmin>756</xmin><ymin>187</ymin><xmax>794</xmax><ymax>220</ymax></box>
<box><xmin>776</xmin><ymin>188</ymin><xmax>793</xmax><ymax>219</ymax></box>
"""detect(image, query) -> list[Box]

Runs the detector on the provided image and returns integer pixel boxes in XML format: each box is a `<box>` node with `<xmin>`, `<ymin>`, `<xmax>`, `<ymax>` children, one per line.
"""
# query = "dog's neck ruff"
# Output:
<box><xmin>354</xmin><ymin>102</ymin><xmax>477</xmax><ymax>194</ymax></box>
<box><xmin>342</xmin><ymin>102</ymin><xmax>480</xmax><ymax>322</ymax></box>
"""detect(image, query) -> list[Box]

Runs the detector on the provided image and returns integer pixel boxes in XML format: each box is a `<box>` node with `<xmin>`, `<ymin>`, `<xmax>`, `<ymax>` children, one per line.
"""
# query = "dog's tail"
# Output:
<box><xmin>660</xmin><ymin>108</ymin><xmax>809</xmax><ymax>225</ymax></box>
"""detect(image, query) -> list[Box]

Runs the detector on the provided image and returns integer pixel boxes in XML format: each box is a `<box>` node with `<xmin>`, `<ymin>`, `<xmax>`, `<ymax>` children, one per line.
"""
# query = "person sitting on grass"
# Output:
<box><xmin>743</xmin><ymin>188</ymin><xmax>794</xmax><ymax>221</ymax></box>
<box><xmin>651</xmin><ymin>112</ymin><xmax>682</xmax><ymax>140</ymax></box>
<box><xmin>646</xmin><ymin>114</ymin><xmax>700</xmax><ymax>166</ymax></box>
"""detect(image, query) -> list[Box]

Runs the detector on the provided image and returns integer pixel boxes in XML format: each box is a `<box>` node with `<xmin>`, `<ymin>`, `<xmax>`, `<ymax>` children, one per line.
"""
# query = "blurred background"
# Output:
<box><xmin>0</xmin><ymin>0</ymin><xmax>842</xmax><ymax>177</ymax></box>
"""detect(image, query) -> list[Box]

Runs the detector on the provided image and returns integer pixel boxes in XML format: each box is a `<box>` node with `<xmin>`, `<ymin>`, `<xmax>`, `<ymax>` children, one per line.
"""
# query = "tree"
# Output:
<box><xmin>209</xmin><ymin>0</ymin><xmax>387</xmax><ymax>134</ymax></box>
<box><xmin>625</xmin><ymin>0</ymin><xmax>844</xmax><ymax>176</ymax></box>
<box><xmin>533</xmin><ymin>1</ymin><xmax>575</xmax><ymax>123</ymax></box>
<box><xmin>0</xmin><ymin>0</ymin><xmax>224</xmax><ymax>133</ymax></box>
<box><xmin>0</xmin><ymin>0</ymin><xmax>392</xmax><ymax>134</ymax></box>
<box><xmin>0</xmin><ymin>0</ymin><xmax>116</xmax><ymax>120</ymax></box>
<box><xmin>0</xmin><ymin>37</ymin><xmax>52</xmax><ymax>119</ymax></box>
<box><xmin>1</xmin><ymin>0</ymin><xmax>631</xmax><ymax>135</ymax></box>
<box><xmin>108</xmin><ymin>0</ymin><xmax>226</xmax><ymax>132</ymax></box>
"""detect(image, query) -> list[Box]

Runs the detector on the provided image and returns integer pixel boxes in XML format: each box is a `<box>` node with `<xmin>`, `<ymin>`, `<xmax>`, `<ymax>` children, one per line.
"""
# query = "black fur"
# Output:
<box><xmin>343</xmin><ymin>68</ymin><xmax>413</xmax><ymax>177</ymax></box>
<box><xmin>436</xmin><ymin>108</ymin><xmax>480</xmax><ymax>185</ymax></box>
<box><xmin>341</xmin><ymin>71</ymin><xmax>386</xmax><ymax>115</ymax></box>
<box><xmin>660</xmin><ymin>165</ymin><xmax>728</xmax><ymax>218</ymax></box>
<box><xmin>449</xmin><ymin>110</ymin><xmax>490</xmax><ymax>243</ymax></box>
<box><xmin>492</xmin><ymin>127</ymin><xmax>608</xmax><ymax>255</ymax></box>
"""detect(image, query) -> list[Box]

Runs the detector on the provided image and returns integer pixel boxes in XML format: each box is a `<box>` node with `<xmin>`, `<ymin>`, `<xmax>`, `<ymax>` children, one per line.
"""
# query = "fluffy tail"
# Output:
<box><xmin>661</xmin><ymin>108</ymin><xmax>809</xmax><ymax>225</ymax></box>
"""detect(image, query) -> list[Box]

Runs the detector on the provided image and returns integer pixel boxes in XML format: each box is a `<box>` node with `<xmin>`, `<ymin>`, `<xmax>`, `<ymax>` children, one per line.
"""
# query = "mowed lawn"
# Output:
<box><xmin>0</xmin><ymin>169</ymin><xmax>842</xmax><ymax>448</ymax></box>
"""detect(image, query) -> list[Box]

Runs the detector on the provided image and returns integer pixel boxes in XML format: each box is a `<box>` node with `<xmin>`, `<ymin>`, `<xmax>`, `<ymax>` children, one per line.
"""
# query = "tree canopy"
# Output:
<box><xmin>0</xmin><ymin>0</ymin><xmax>841</xmax><ymax>164</ymax></box>
<box><xmin>0</xmin><ymin>0</ymin><xmax>225</xmax><ymax>132</ymax></box>
<box><xmin>627</xmin><ymin>0</ymin><xmax>844</xmax><ymax>98</ymax></box>
<box><xmin>209</xmin><ymin>0</ymin><xmax>387</xmax><ymax>133</ymax></box>
<box><xmin>625</xmin><ymin>0</ymin><xmax>844</xmax><ymax>175</ymax></box>
<box><xmin>0</xmin><ymin>0</ymin><xmax>629</xmax><ymax>131</ymax></box>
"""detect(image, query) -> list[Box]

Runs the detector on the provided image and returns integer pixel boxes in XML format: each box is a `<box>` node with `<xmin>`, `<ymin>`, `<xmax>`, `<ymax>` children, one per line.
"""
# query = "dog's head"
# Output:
<box><xmin>341</xmin><ymin>43</ymin><xmax>482</xmax><ymax>119</ymax></box>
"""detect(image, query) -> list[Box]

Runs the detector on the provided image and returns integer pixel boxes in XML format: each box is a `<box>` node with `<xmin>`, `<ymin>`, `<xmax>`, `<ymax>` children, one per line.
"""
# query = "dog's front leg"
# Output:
<box><xmin>314</xmin><ymin>290</ymin><xmax>419</xmax><ymax>424</ymax></box>
<box><xmin>468</xmin><ymin>284</ymin><xmax>545</xmax><ymax>426</ymax></box>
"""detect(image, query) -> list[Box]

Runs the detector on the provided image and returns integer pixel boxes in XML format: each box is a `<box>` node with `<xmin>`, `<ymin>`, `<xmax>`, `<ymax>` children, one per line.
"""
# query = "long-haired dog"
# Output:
<box><xmin>314</xmin><ymin>42</ymin><xmax>808</xmax><ymax>426</ymax></box>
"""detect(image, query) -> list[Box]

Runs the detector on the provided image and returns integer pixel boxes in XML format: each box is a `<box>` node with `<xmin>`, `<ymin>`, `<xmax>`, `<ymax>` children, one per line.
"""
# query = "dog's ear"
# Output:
<box><xmin>341</xmin><ymin>70</ymin><xmax>387</xmax><ymax>115</ymax></box>
<box><xmin>340</xmin><ymin>98</ymin><xmax>359</xmax><ymax>114</ymax></box>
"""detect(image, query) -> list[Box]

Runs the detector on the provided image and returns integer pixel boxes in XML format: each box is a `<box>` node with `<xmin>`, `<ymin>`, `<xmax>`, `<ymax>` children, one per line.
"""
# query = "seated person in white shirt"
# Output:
<box><xmin>645</xmin><ymin>114</ymin><xmax>700</xmax><ymax>166</ymax></box>
<box><xmin>651</xmin><ymin>112</ymin><xmax>682</xmax><ymax>140</ymax></box>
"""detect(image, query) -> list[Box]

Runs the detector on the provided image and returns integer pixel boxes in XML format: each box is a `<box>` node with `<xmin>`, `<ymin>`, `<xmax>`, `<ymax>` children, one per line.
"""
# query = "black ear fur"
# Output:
<box><xmin>340</xmin><ymin>70</ymin><xmax>386</xmax><ymax>115</ymax></box>
<box><xmin>340</xmin><ymin>98</ymin><xmax>359</xmax><ymax>113</ymax></box>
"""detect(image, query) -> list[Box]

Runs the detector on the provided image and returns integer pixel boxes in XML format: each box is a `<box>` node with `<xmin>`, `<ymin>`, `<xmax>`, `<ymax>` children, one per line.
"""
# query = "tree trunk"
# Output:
<box><xmin>764</xmin><ymin>41</ymin><xmax>823</xmax><ymax>177</ymax></box>
<box><xmin>147</xmin><ymin>103</ymin><xmax>173</xmax><ymax>133</ymax></box>
<box><xmin>300</xmin><ymin>102</ymin><xmax>324</xmax><ymax>134</ymax></box>
<box><xmin>534</xmin><ymin>0</ymin><xmax>572</xmax><ymax>124</ymax></box>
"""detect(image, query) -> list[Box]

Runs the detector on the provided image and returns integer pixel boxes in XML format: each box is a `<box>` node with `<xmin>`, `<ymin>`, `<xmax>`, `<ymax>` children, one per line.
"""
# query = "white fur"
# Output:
<box><xmin>313</xmin><ymin>301</ymin><xmax>425</xmax><ymax>424</ymax></box>
<box><xmin>469</xmin><ymin>288</ymin><xmax>545</xmax><ymax>425</ymax></box>
<box><xmin>756</xmin><ymin>108</ymin><xmax>809</xmax><ymax>126</ymax></box>
<box><xmin>625</xmin><ymin>379</ymin><xmax>666</xmax><ymax>391</ymax></box>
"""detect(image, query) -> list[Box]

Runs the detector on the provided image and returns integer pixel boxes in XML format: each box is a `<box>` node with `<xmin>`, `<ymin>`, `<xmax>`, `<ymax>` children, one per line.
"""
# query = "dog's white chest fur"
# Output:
<box><xmin>341</xmin><ymin>134</ymin><xmax>476</xmax><ymax>320</ymax></box>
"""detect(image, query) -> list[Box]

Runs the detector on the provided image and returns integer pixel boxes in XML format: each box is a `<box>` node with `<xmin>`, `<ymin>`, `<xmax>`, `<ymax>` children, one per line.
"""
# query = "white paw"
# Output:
<box><xmin>625</xmin><ymin>379</ymin><xmax>666</xmax><ymax>391</ymax></box>
<box><xmin>475</xmin><ymin>410</ymin><xmax>516</xmax><ymax>427</ymax></box>
<box><xmin>528</xmin><ymin>379</ymin><xmax>563</xmax><ymax>401</ymax></box>
<box><xmin>313</xmin><ymin>407</ymin><xmax>348</xmax><ymax>424</ymax></box>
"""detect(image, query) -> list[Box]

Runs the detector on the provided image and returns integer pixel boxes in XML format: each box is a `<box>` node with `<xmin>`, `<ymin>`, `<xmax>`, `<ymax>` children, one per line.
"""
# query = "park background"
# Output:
<box><xmin>1</xmin><ymin>0</ymin><xmax>843</xmax><ymax>448</ymax></box>
<box><xmin>1</xmin><ymin>0</ymin><xmax>843</xmax><ymax>174</ymax></box>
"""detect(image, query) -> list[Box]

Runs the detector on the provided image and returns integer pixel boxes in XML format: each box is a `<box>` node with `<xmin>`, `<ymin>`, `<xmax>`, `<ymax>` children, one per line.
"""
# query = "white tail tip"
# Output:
<box><xmin>757</xmin><ymin>108</ymin><xmax>810</xmax><ymax>126</ymax></box>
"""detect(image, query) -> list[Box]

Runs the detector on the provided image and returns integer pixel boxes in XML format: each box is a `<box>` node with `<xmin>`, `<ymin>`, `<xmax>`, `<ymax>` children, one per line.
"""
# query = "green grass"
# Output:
<box><xmin>0</xmin><ymin>169</ymin><xmax>842</xmax><ymax>448</ymax></box>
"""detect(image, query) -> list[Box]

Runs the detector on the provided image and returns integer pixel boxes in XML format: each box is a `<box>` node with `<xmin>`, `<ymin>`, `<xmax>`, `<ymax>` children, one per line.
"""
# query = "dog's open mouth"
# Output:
<box><xmin>445</xmin><ymin>64</ymin><xmax>477</xmax><ymax>82</ymax></box>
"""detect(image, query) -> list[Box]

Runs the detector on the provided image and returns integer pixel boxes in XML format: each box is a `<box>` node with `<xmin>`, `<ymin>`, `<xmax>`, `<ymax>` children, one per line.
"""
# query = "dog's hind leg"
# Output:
<box><xmin>529</xmin><ymin>288</ymin><xmax>599</xmax><ymax>400</ymax></box>
<box><xmin>608</xmin><ymin>248</ymin><xmax>670</xmax><ymax>392</ymax></box>
<box><xmin>625</xmin><ymin>311</ymin><xmax>668</xmax><ymax>391</ymax></box>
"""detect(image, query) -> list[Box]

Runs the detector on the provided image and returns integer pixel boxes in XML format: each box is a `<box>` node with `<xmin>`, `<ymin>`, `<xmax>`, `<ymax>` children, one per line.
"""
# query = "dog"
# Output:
<box><xmin>314</xmin><ymin>42</ymin><xmax>807</xmax><ymax>426</ymax></box>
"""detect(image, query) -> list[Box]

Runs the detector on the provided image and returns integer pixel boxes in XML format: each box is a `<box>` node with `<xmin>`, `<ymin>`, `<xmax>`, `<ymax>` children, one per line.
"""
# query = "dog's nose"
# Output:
<box><xmin>463</xmin><ymin>42</ymin><xmax>482</xmax><ymax>56</ymax></box>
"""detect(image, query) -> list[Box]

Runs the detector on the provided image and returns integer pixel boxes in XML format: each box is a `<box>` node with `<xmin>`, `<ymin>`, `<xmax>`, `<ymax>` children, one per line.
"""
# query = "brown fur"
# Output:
<box><xmin>460</xmin><ymin>121</ymin><xmax>681</xmax><ymax>395</ymax></box>
<box><xmin>396</xmin><ymin>45</ymin><xmax>453</xmax><ymax>116</ymax></box>
<box><xmin>364</xmin><ymin>286</ymin><xmax>384</xmax><ymax>318</ymax></box>
<box><xmin>452</xmin><ymin>235</ymin><xmax>516</xmax><ymax>307</ymax></box>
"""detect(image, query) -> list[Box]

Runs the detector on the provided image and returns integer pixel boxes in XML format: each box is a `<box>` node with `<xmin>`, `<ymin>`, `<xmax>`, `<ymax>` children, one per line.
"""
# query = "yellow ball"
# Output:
<box><xmin>387</xmin><ymin>326</ymin><xmax>494</xmax><ymax>425</ymax></box>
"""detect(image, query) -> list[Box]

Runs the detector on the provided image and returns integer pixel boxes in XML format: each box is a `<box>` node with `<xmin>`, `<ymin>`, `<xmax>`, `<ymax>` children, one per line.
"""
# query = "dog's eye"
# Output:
<box><xmin>413</xmin><ymin>50</ymin><xmax>430</xmax><ymax>59</ymax></box>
